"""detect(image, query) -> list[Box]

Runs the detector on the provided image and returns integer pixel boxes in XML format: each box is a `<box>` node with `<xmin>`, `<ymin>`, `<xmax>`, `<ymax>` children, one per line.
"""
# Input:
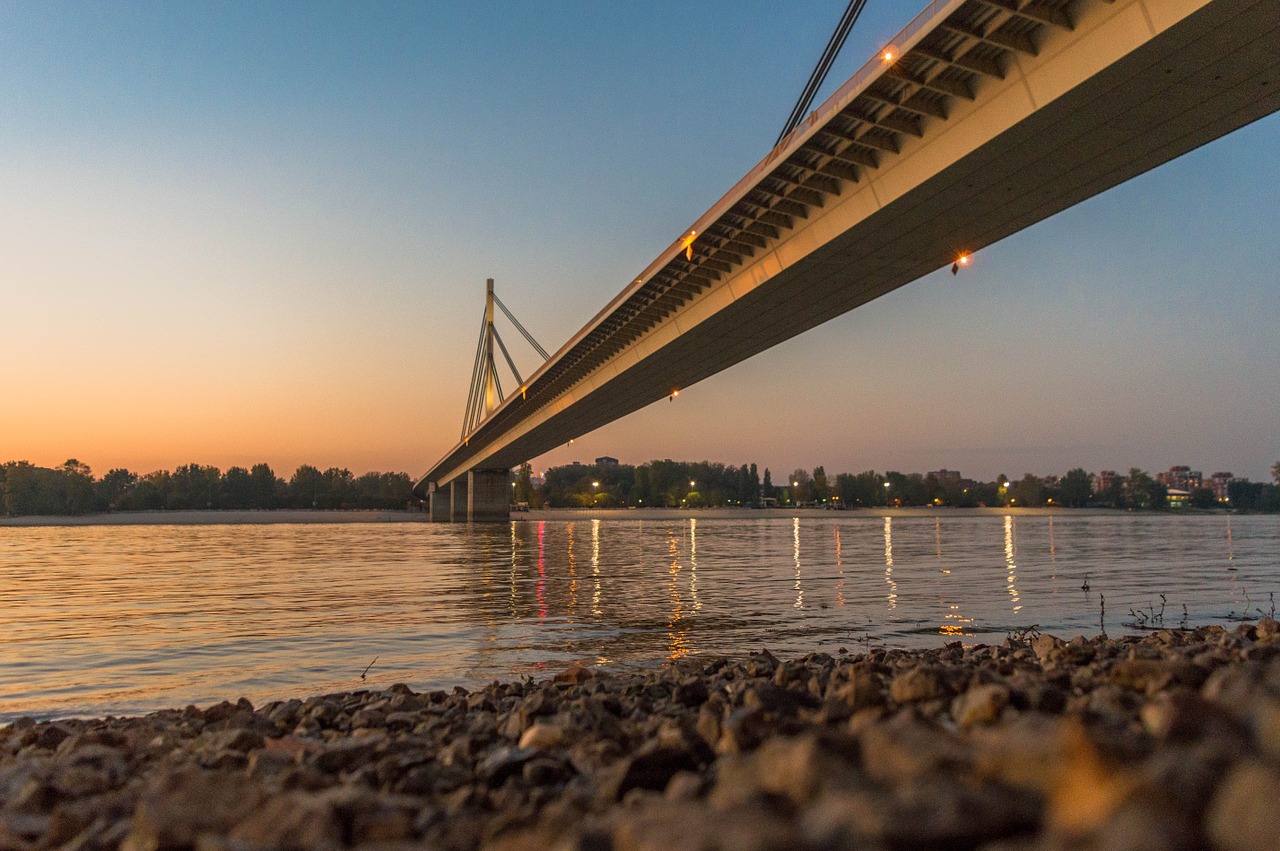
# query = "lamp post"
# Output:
<box><xmin>884</xmin><ymin>480</ymin><xmax>891</xmax><ymax>507</ymax></box>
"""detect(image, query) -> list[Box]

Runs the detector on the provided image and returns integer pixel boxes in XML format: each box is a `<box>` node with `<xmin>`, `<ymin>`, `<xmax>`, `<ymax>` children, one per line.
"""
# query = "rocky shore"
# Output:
<box><xmin>4</xmin><ymin>624</ymin><xmax>1280</xmax><ymax>851</ymax></box>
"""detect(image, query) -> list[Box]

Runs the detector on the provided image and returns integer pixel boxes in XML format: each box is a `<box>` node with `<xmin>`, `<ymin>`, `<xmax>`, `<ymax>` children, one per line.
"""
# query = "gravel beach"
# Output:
<box><xmin>4</xmin><ymin>623</ymin><xmax>1279</xmax><ymax>851</ymax></box>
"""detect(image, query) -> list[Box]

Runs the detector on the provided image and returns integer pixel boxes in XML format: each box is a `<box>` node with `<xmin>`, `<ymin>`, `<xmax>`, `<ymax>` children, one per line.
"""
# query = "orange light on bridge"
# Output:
<box><xmin>680</xmin><ymin>230</ymin><xmax>697</xmax><ymax>261</ymax></box>
<box><xmin>951</xmin><ymin>253</ymin><xmax>972</xmax><ymax>275</ymax></box>
<box><xmin>670</xmin><ymin>388</ymin><xmax>680</xmax><ymax>401</ymax></box>
<box><xmin>882</xmin><ymin>48</ymin><xmax>896</xmax><ymax>63</ymax></box>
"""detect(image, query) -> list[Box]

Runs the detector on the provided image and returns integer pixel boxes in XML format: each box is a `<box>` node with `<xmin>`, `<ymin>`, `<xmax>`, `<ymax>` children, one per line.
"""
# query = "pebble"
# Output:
<box><xmin>2</xmin><ymin>626</ymin><xmax>1278</xmax><ymax>850</ymax></box>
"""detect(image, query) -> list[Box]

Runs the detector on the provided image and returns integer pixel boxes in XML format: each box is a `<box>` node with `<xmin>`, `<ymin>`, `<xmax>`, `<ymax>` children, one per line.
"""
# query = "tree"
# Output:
<box><xmin>96</xmin><ymin>468</ymin><xmax>138</xmax><ymax>511</ymax></box>
<box><xmin>790</xmin><ymin>469</ymin><xmax>812</xmax><ymax>504</ymax></box>
<box><xmin>811</xmin><ymin>466</ymin><xmax>829</xmax><ymax>503</ymax></box>
<box><xmin>1059</xmin><ymin>468</ymin><xmax>1093</xmax><ymax>508</ymax></box>
<box><xmin>58</xmin><ymin>459</ymin><xmax>97</xmax><ymax>515</ymax></box>
<box><xmin>1</xmin><ymin>461</ymin><xmax>40</xmax><ymax>516</ymax></box>
<box><xmin>249</xmin><ymin>463</ymin><xmax>280</xmax><ymax>509</ymax></box>
<box><xmin>1126</xmin><ymin>468</ymin><xmax>1154</xmax><ymax>509</ymax></box>
<box><xmin>169</xmin><ymin>464</ymin><xmax>220</xmax><ymax>510</ymax></box>
<box><xmin>1146</xmin><ymin>479</ymin><xmax>1169</xmax><ymax>510</ymax></box>
<box><xmin>763</xmin><ymin>468</ymin><xmax>773</xmax><ymax>500</ymax></box>
<box><xmin>290</xmin><ymin>465</ymin><xmax>326</xmax><ymax>508</ymax></box>
<box><xmin>1190</xmin><ymin>487</ymin><xmax>1217</xmax><ymax>509</ymax></box>
<box><xmin>222</xmin><ymin>466</ymin><xmax>254</xmax><ymax>508</ymax></box>
<box><xmin>1010</xmin><ymin>473</ymin><xmax>1045</xmax><ymax>507</ymax></box>
<box><xmin>515</xmin><ymin>463</ymin><xmax>534</xmax><ymax>505</ymax></box>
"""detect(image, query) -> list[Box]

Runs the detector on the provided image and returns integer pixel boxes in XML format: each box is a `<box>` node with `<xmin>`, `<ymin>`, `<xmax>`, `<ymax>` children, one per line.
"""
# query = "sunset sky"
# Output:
<box><xmin>3</xmin><ymin>1</ymin><xmax>1278</xmax><ymax>483</ymax></box>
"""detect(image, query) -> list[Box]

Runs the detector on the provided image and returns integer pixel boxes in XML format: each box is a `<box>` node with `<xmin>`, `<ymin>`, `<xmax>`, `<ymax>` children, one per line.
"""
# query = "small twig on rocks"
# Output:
<box><xmin>1006</xmin><ymin>625</ymin><xmax>1041</xmax><ymax>644</ymax></box>
<box><xmin>360</xmin><ymin>656</ymin><xmax>379</xmax><ymax>681</ymax></box>
<box><xmin>1181</xmin><ymin>604</ymin><xmax>1189</xmax><ymax>630</ymax></box>
<box><xmin>1081</xmin><ymin>574</ymin><xmax>1090</xmax><ymax>592</ymax></box>
<box><xmin>1099</xmin><ymin>593</ymin><xmax>1106</xmax><ymax>636</ymax></box>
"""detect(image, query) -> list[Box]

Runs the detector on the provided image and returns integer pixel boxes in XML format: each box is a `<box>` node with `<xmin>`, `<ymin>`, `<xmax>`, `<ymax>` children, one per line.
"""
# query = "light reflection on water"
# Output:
<box><xmin>1</xmin><ymin>513</ymin><xmax>1277</xmax><ymax>721</ymax></box>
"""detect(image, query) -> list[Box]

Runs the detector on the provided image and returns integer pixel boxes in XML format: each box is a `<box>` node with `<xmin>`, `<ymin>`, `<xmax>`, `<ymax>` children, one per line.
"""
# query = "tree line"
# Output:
<box><xmin>524</xmin><ymin>460</ymin><xmax>1280</xmax><ymax>512</ymax></box>
<box><xmin>0</xmin><ymin>460</ymin><xmax>413</xmax><ymax>517</ymax></box>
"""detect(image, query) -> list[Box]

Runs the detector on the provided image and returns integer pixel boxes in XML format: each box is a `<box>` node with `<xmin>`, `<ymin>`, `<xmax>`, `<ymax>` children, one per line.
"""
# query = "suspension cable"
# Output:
<box><xmin>493</xmin><ymin>294</ymin><xmax>550</xmax><ymax>360</ymax></box>
<box><xmin>775</xmin><ymin>0</ymin><xmax>867</xmax><ymax>147</ymax></box>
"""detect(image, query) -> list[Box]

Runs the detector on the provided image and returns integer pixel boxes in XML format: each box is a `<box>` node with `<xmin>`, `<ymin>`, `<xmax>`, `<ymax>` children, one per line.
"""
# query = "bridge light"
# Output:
<box><xmin>681</xmin><ymin>230</ymin><xmax>697</xmax><ymax>261</ymax></box>
<box><xmin>670</xmin><ymin>388</ymin><xmax>680</xmax><ymax>401</ymax></box>
<box><xmin>882</xmin><ymin>48</ymin><xmax>896</xmax><ymax>63</ymax></box>
<box><xmin>951</xmin><ymin>253</ymin><xmax>971</xmax><ymax>275</ymax></box>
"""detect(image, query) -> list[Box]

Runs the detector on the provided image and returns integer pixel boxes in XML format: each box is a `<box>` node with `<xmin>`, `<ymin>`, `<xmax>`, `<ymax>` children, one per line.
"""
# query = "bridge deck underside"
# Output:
<box><xmin>420</xmin><ymin>0</ymin><xmax>1279</xmax><ymax>491</ymax></box>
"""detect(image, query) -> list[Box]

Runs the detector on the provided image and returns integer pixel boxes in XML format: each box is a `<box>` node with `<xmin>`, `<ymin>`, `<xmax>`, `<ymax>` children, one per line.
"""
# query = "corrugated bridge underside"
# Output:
<box><xmin>418</xmin><ymin>0</ymin><xmax>1280</xmax><ymax>492</ymax></box>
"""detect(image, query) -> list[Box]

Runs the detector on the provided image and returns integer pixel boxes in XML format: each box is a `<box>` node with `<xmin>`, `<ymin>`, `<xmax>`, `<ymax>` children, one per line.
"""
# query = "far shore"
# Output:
<box><xmin>0</xmin><ymin>509</ymin><xmax>432</xmax><ymax>527</ymax></box>
<box><xmin>0</xmin><ymin>505</ymin><xmax>1154</xmax><ymax>527</ymax></box>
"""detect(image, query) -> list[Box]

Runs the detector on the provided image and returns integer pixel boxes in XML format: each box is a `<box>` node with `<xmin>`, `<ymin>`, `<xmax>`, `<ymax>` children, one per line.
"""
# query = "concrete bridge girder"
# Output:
<box><xmin>416</xmin><ymin>0</ymin><xmax>1280</xmax><ymax>496</ymax></box>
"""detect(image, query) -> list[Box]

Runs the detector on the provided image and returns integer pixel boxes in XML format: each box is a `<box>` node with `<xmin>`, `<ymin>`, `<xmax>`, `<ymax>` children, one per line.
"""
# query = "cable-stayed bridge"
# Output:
<box><xmin>415</xmin><ymin>0</ymin><xmax>1280</xmax><ymax>521</ymax></box>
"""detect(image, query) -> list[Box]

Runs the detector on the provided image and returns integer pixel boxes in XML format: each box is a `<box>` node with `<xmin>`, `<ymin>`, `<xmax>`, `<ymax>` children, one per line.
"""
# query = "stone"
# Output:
<box><xmin>519</xmin><ymin>722</ymin><xmax>568</xmax><ymax>750</ymax></box>
<box><xmin>952</xmin><ymin>683</ymin><xmax>1010</xmax><ymax>727</ymax></box>
<box><xmin>1206</xmin><ymin>760</ymin><xmax>1280</xmax><ymax>851</ymax></box>
<box><xmin>1032</xmin><ymin>632</ymin><xmax>1066</xmax><ymax>662</ymax></box>
<box><xmin>1045</xmin><ymin>722</ymin><xmax>1141</xmax><ymax>835</ymax></box>
<box><xmin>313</xmin><ymin>737</ymin><xmax>380</xmax><ymax>774</ymax></box>
<box><xmin>225</xmin><ymin>793</ymin><xmax>343</xmax><ymax>851</ymax></box>
<box><xmin>802</xmin><ymin>778</ymin><xmax>1038</xmax><ymax>849</ymax></box>
<box><xmin>121</xmin><ymin>770</ymin><xmax>263</xmax><ymax>851</ymax></box>
<box><xmin>597</xmin><ymin>745</ymin><xmax>701</xmax><ymax>802</ymax></box>
<box><xmin>889</xmin><ymin>665</ymin><xmax>951</xmax><ymax>703</ymax></box>
<box><xmin>1109</xmin><ymin>659</ymin><xmax>1208</xmax><ymax>694</ymax></box>
<box><xmin>709</xmin><ymin>731</ymin><xmax>859</xmax><ymax>810</ymax></box>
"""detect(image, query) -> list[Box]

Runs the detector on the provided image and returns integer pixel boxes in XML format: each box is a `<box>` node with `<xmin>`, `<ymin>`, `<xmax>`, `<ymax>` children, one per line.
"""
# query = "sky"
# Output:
<box><xmin>2</xmin><ymin>1</ymin><xmax>1277</xmax><ymax>483</ymax></box>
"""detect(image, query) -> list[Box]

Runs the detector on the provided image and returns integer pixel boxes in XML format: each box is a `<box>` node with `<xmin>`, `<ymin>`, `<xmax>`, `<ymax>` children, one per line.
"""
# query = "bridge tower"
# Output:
<box><xmin>429</xmin><ymin>279</ymin><xmax>549</xmax><ymax>522</ymax></box>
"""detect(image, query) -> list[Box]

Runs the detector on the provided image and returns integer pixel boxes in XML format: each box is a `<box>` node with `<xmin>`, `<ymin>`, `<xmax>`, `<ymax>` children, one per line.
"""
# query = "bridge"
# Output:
<box><xmin>415</xmin><ymin>0</ymin><xmax>1280</xmax><ymax>521</ymax></box>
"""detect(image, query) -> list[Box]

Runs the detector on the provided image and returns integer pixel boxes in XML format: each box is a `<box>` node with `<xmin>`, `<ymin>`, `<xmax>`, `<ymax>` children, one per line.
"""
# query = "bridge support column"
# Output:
<box><xmin>428</xmin><ymin>483</ymin><xmax>450</xmax><ymax>523</ymax></box>
<box><xmin>449</xmin><ymin>478</ymin><xmax>468</xmax><ymax>523</ymax></box>
<box><xmin>467</xmin><ymin>469</ymin><xmax>510</xmax><ymax>522</ymax></box>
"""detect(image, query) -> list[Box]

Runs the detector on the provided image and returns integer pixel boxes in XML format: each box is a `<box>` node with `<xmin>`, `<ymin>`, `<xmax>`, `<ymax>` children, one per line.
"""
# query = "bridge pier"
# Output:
<box><xmin>449</xmin><ymin>478</ymin><xmax>468</xmax><ymax>522</ymax></box>
<box><xmin>467</xmin><ymin>469</ymin><xmax>510</xmax><ymax>522</ymax></box>
<box><xmin>428</xmin><ymin>483</ymin><xmax>450</xmax><ymax>523</ymax></box>
<box><xmin>431</xmin><ymin>472</ymin><xmax>509</xmax><ymax>522</ymax></box>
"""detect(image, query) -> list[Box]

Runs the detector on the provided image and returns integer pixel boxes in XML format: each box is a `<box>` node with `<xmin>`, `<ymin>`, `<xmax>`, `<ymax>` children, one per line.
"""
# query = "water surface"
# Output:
<box><xmin>2</xmin><ymin>511</ymin><xmax>1276</xmax><ymax>721</ymax></box>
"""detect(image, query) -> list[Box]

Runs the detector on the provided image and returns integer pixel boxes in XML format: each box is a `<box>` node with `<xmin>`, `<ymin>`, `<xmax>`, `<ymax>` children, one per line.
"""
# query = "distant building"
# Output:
<box><xmin>1157</xmin><ymin>466</ymin><xmax>1203</xmax><ymax>492</ymax></box>
<box><xmin>1210</xmin><ymin>472</ymin><xmax>1235</xmax><ymax>502</ymax></box>
<box><xmin>1093</xmin><ymin>470</ymin><xmax>1119</xmax><ymax>494</ymax></box>
<box><xmin>930</xmin><ymin>469</ymin><xmax>962</xmax><ymax>488</ymax></box>
<box><xmin>595</xmin><ymin>456</ymin><xmax>619</xmax><ymax>466</ymax></box>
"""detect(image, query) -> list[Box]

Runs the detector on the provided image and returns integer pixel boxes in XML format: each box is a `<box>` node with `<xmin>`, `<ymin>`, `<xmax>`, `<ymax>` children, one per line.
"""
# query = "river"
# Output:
<box><xmin>2</xmin><ymin>510</ymin><xmax>1276</xmax><ymax>721</ymax></box>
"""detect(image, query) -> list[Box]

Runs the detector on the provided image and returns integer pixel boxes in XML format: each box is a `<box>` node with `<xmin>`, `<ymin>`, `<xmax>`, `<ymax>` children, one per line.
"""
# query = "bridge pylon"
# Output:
<box><xmin>433</xmin><ymin>279</ymin><xmax>549</xmax><ymax>522</ymax></box>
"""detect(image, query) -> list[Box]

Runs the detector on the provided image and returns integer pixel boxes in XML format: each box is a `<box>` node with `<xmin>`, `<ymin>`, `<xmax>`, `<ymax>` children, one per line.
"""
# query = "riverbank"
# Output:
<box><xmin>0</xmin><ymin>510</ymin><xmax>432</xmax><ymax>527</ymax></box>
<box><xmin>4</xmin><ymin>625</ymin><xmax>1278</xmax><ymax>850</ymax></box>
<box><xmin>0</xmin><ymin>505</ymin><xmax>1142</xmax><ymax>526</ymax></box>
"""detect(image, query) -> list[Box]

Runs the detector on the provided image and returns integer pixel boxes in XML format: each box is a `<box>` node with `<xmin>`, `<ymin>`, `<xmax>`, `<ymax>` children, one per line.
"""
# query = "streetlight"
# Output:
<box><xmin>884</xmin><ymin>480</ymin><xmax>892</xmax><ymax>507</ymax></box>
